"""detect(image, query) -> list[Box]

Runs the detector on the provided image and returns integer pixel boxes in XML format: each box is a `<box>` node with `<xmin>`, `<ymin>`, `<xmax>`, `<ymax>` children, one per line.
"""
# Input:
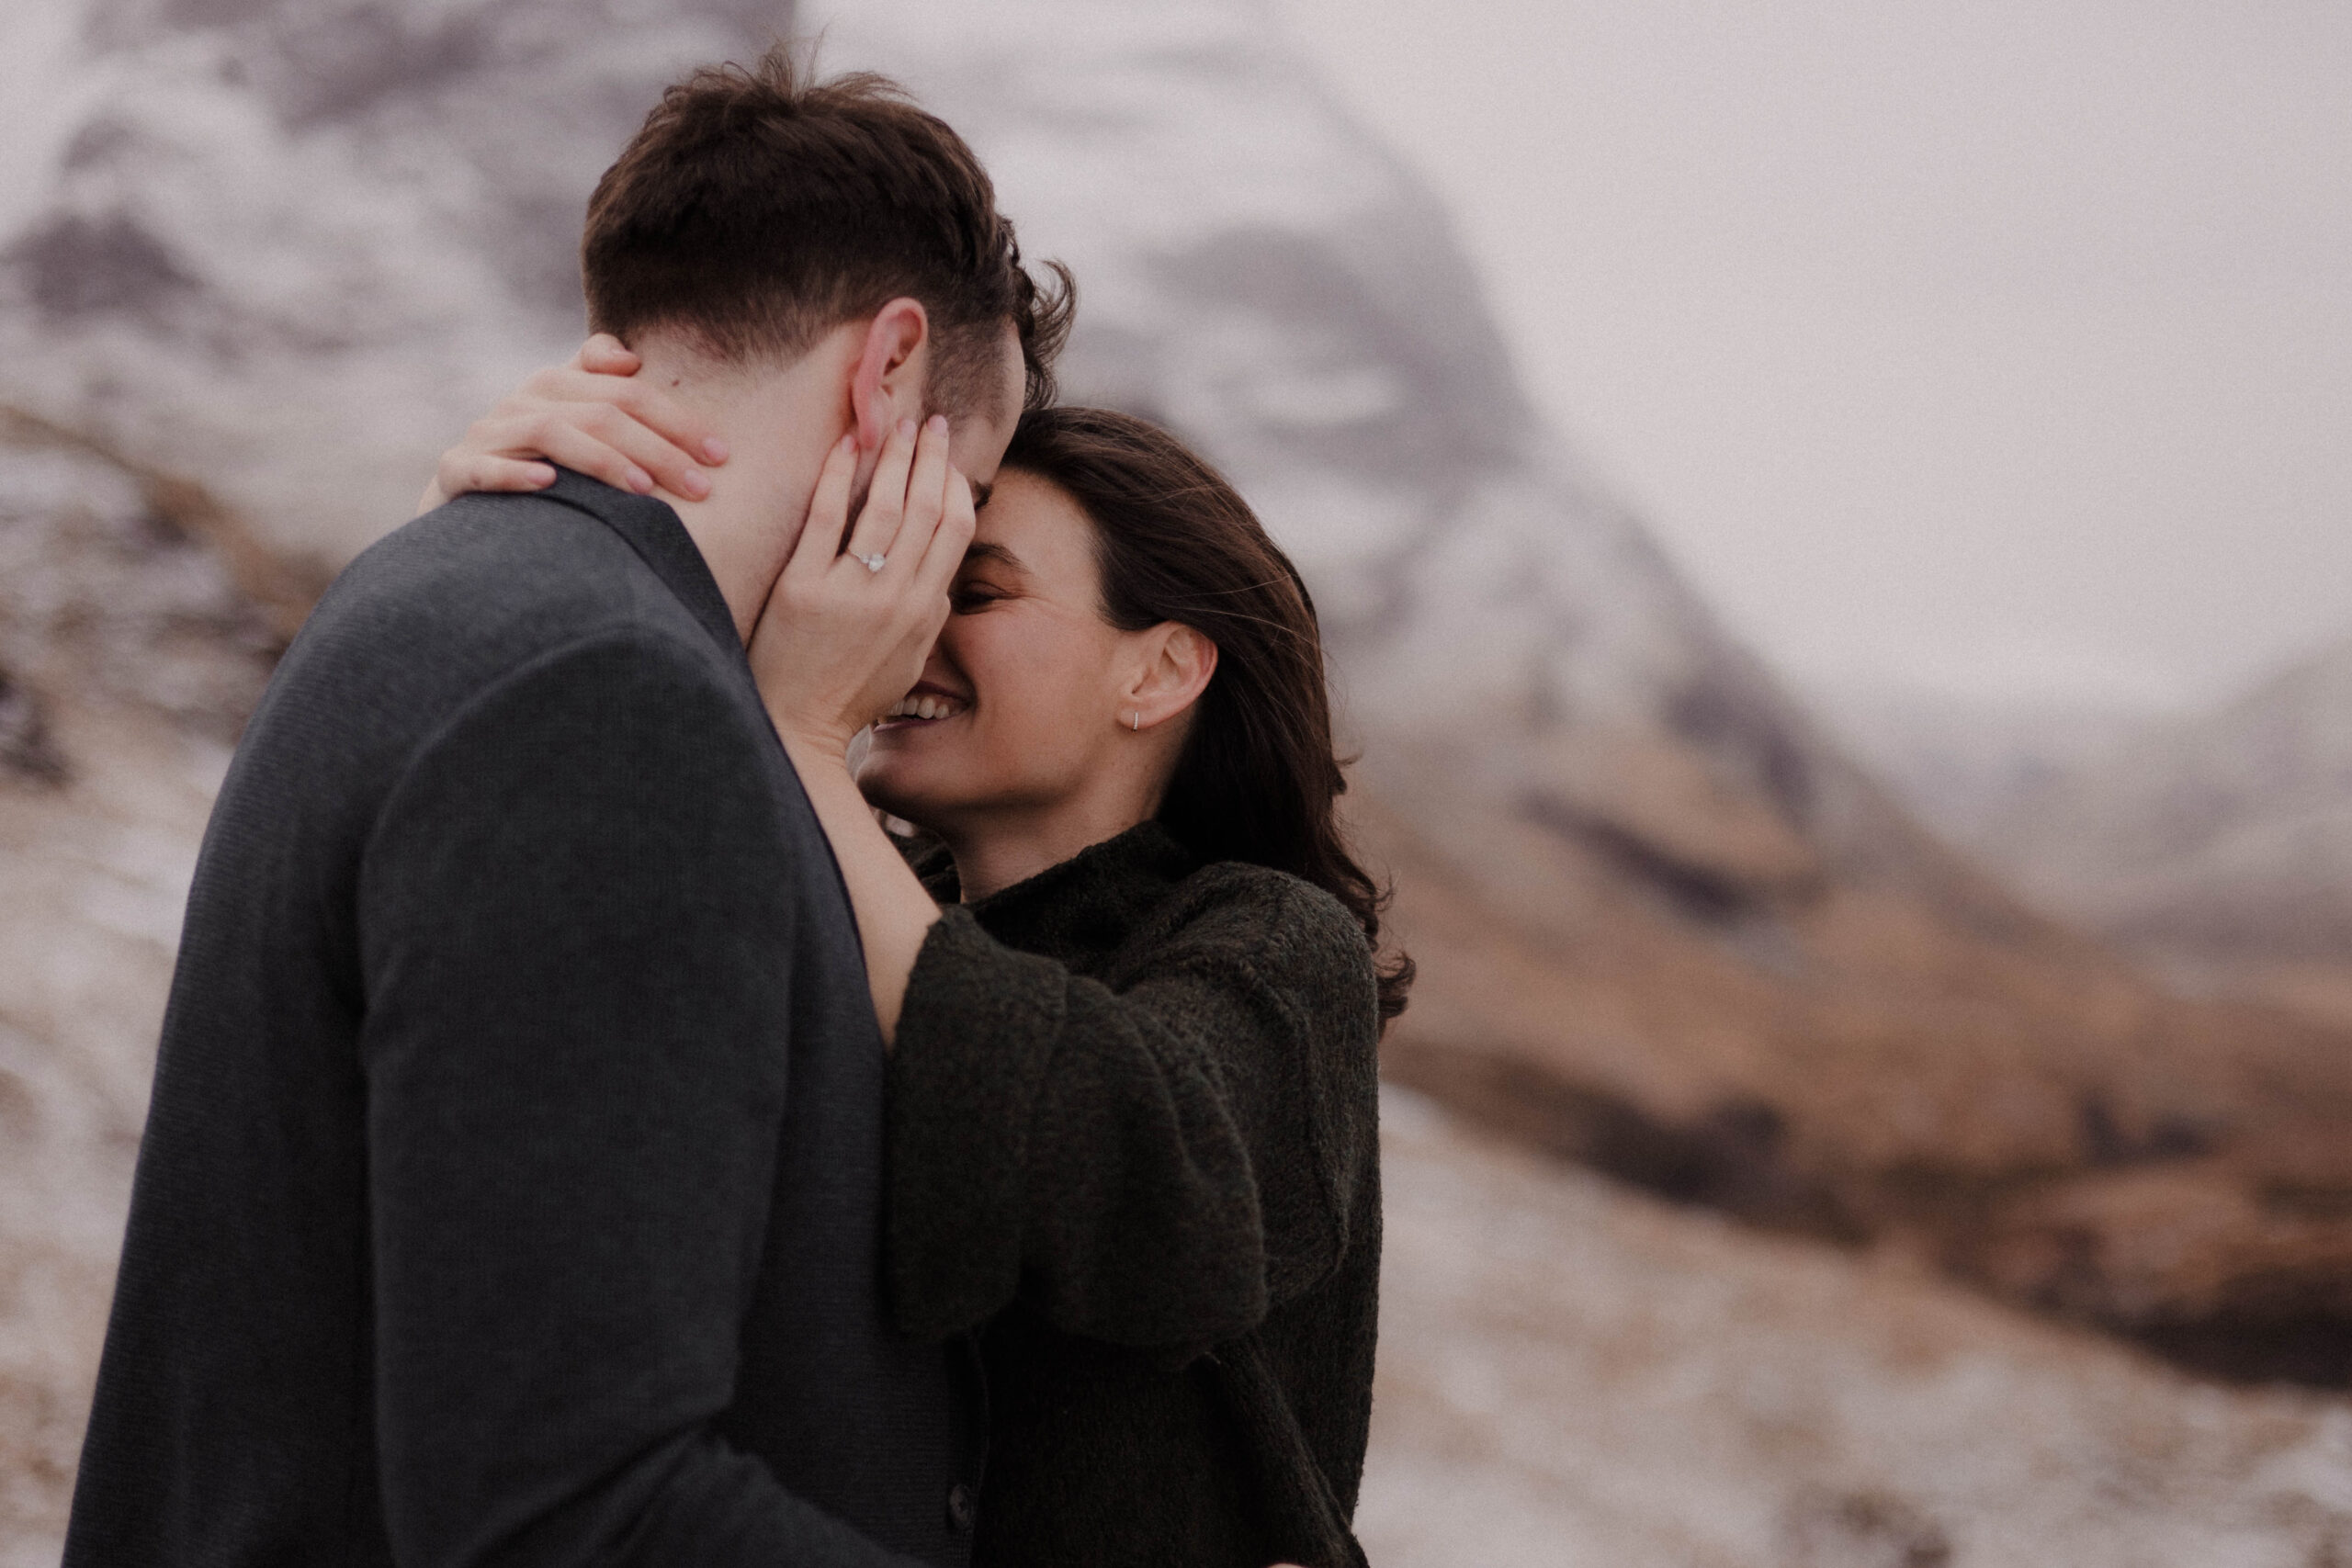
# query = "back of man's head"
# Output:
<box><xmin>583</xmin><ymin>44</ymin><xmax>1070</xmax><ymax>422</ymax></box>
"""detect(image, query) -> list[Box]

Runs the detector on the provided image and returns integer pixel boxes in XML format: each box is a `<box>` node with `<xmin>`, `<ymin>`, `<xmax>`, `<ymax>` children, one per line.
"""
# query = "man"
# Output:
<box><xmin>65</xmin><ymin>47</ymin><xmax>1067</xmax><ymax>1568</ymax></box>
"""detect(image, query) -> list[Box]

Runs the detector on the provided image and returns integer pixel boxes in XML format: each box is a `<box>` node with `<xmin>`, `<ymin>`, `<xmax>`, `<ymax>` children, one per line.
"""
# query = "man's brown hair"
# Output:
<box><xmin>582</xmin><ymin>43</ymin><xmax>1072</xmax><ymax>417</ymax></box>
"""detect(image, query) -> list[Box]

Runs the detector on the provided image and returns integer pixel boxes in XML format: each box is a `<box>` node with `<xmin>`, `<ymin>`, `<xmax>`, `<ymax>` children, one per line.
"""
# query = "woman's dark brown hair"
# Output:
<box><xmin>1001</xmin><ymin>407</ymin><xmax>1414</xmax><ymax>1024</ymax></box>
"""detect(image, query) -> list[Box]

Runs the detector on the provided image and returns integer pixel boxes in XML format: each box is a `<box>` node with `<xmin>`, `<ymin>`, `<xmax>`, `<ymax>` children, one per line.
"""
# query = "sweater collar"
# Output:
<box><xmin>931</xmin><ymin>821</ymin><xmax>1204</xmax><ymax>964</ymax></box>
<box><xmin>537</xmin><ymin>465</ymin><xmax>742</xmax><ymax>658</ymax></box>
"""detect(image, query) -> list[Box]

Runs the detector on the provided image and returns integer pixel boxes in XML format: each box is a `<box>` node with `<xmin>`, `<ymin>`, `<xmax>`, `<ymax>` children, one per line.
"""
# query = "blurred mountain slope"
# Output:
<box><xmin>1835</xmin><ymin>644</ymin><xmax>2352</xmax><ymax>1032</ymax></box>
<box><xmin>1982</xmin><ymin>636</ymin><xmax>2352</xmax><ymax>970</ymax></box>
<box><xmin>1365</xmin><ymin>1088</ymin><xmax>2352</xmax><ymax>1567</ymax></box>
<box><xmin>0</xmin><ymin>0</ymin><xmax>794</xmax><ymax>566</ymax></box>
<box><xmin>0</xmin><ymin>412</ymin><xmax>283</xmax><ymax>1562</ymax></box>
<box><xmin>1819</xmin><ymin>685</ymin><xmax>2160</xmax><ymax>847</ymax></box>
<box><xmin>6</xmin><ymin>0</ymin><xmax>2352</xmax><ymax>1393</ymax></box>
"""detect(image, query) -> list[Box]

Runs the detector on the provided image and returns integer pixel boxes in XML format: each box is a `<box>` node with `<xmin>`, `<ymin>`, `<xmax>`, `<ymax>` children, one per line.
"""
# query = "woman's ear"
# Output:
<box><xmin>849</xmin><ymin>298</ymin><xmax>933</xmax><ymax>452</ymax></box>
<box><xmin>1127</xmin><ymin>624</ymin><xmax>1218</xmax><ymax>730</ymax></box>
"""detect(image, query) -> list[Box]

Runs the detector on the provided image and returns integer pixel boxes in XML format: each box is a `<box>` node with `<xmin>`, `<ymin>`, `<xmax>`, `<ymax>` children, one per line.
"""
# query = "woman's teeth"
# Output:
<box><xmin>884</xmin><ymin>694</ymin><xmax>965</xmax><ymax>721</ymax></box>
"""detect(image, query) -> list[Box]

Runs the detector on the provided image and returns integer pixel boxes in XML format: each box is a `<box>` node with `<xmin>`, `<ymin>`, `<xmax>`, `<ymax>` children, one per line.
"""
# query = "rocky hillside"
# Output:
<box><xmin>0</xmin><ymin>0</ymin><xmax>795</xmax><ymax>567</ymax></box>
<box><xmin>1830</xmin><ymin>649</ymin><xmax>2352</xmax><ymax>1029</ymax></box>
<box><xmin>6</xmin><ymin>0</ymin><xmax>2352</xmax><ymax>1464</ymax></box>
<box><xmin>1364</xmin><ymin>1089</ymin><xmax>2352</xmax><ymax>1568</ymax></box>
<box><xmin>1819</xmin><ymin>685</ymin><xmax>2161</xmax><ymax>847</ymax></box>
<box><xmin>0</xmin><ymin>413</ymin><xmax>290</xmax><ymax>1562</ymax></box>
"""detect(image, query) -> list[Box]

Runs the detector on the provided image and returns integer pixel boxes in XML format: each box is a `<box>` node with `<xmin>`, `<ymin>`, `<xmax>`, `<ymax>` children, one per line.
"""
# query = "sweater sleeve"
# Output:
<box><xmin>885</xmin><ymin>872</ymin><xmax>1381</xmax><ymax>1350</ymax></box>
<box><xmin>358</xmin><ymin>631</ymin><xmax>919</xmax><ymax>1568</ymax></box>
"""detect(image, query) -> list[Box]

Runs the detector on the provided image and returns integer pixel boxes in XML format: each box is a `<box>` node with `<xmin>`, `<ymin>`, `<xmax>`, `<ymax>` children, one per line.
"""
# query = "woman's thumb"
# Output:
<box><xmin>579</xmin><ymin>333</ymin><xmax>640</xmax><ymax>375</ymax></box>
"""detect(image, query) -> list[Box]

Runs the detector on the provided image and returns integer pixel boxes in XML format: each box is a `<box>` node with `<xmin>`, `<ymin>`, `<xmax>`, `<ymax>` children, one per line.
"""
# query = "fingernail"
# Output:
<box><xmin>898</xmin><ymin>419</ymin><xmax>918</xmax><ymax>442</ymax></box>
<box><xmin>628</xmin><ymin>467</ymin><xmax>653</xmax><ymax>493</ymax></box>
<box><xmin>926</xmin><ymin>413</ymin><xmax>949</xmax><ymax>436</ymax></box>
<box><xmin>682</xmin><ymin>469</ymin><xmax>711</xmax><ymax>499</ymax></box>
<box><xmin>703</xmin><ymin>438</ymin><xmax>729</xmax><ymax>464</ymax></box>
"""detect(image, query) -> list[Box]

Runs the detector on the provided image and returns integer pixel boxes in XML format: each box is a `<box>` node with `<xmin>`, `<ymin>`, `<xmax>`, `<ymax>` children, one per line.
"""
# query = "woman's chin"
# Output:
<box><xmin>854</xmin><ymin>752</ymin><xmax>946</xmax><ymax>826</ymax></box>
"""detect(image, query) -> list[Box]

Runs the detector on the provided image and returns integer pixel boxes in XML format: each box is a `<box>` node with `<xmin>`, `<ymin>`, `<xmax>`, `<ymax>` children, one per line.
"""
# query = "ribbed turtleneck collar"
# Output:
<box><xmin>914</xmin><ymin>820</ymin><xmax>1204</xmax><ymax>971</ymax></box>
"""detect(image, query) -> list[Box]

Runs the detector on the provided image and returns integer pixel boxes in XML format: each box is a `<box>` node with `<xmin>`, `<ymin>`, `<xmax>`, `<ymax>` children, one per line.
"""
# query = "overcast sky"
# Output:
<box><xmin>1271</xmin><ymin>0</ymin><xmax>2352</xmax><ymax>710</ymax></box>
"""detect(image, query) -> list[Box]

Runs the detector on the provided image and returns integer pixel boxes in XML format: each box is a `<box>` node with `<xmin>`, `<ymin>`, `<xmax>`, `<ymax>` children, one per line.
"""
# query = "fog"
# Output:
<box><xmin>1272</xmin><ymin>0</ymin><xmax>2352</xmax><ymax>710</ymax></box>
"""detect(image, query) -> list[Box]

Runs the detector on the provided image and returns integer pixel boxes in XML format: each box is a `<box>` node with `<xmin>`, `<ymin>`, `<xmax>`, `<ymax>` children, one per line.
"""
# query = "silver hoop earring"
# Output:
<box><xmin>1130</xmin><ymin>711</ymin><xmax>1141</xmax><ymax>731</ymax></box>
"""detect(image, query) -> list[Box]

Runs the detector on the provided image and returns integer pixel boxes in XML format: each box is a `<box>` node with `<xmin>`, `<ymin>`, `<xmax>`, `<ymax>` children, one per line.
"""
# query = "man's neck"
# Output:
<box><xmin>634</xmin><ymin>333</ymin><xmax>856</xmax><ymax>645</ymax></box>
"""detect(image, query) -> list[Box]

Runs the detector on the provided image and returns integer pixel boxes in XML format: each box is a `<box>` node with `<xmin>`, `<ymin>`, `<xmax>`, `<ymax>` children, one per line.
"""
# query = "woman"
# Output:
<box><xmin>435</xmin><ymin>360</ymin><xmax>1409</xmax><ymax>1568</ymax></box>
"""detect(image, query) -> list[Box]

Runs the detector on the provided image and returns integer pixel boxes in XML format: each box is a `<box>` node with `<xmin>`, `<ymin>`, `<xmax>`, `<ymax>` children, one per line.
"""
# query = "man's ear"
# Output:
<box><xmin>850</xmin><ymin>298</ymin><xmax>932</xmax><ymax>453</ymax></box>
<box><xmin>1127</xmin><ymin>624</ymin><xmax>1219</xmax><ymax>730</ymax></box>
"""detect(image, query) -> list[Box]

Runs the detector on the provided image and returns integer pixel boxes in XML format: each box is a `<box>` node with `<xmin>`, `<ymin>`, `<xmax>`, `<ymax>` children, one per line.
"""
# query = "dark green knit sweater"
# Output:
<box><xmin>886</xmin><ymin>822</ymin><xmax>1383</xmax><ymax>1568</ymax></box>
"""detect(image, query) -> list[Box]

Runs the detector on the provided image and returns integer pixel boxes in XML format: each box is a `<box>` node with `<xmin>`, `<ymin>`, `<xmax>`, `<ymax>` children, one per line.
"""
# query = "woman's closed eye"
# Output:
<box><xmin>949</xmin><ymin>581</ymin><xmax>1010</xmax><ymax>615</ymax></box>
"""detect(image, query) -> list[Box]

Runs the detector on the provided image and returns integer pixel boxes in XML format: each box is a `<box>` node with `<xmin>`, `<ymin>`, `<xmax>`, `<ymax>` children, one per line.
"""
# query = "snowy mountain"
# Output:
<box><xmin>1980</xmin><ymin>635</ymin><xmax>2352</xmax><ymax>969</ymax></box>
<box><xmin>0</xmin><ymin>0</ymin><xmax>788</xmax><ymax>564</ymax></box>
<box><xmin>0</xmin><ymin>0</ymin><xmax>1972</xmax><ymax>903</ymax></box>
<box><xmin>4</xmin><ymin>0</ymin><xmax>2044</xmax><ymax>968</ymax></box>
<box><xmin>1818</xmin><ymin>685</ymin><xmax>2163</xmax><ymax>847</ymax></box>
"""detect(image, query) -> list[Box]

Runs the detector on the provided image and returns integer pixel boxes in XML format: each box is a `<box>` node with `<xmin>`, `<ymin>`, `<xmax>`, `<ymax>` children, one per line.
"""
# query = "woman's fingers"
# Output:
<box><xmin>882</xmin><ymin>415</ymin><xmax>954</xmax><ymax>581</ymax></box>
<box><xmin>784</xmin><ymin>434</ymin><xmax>860</xmax><ymax>583</ymax></box>
<box><xmin>844</xmin><ymin>419</ymin><xmax>919</xmax><ymax>564</ymax></box>
<box><xmin>463</xmin><ymin>400</ymin><xmax>704</xmax><ymax>498</ymax></box>
<box><xmin>548</xmin><ymin>395</ymin><xmax>716</xmax><ymax>500</ymax></box>
<box><xmin>746</xmin><ymin>422</ymin><xmax>973</xmax><ymax>753</ymax></box>
<box><xmin>573</xmin><ymin>336</ymin><xmax>730</xmax><ymax>467</ymax></box>
<box><xmin>437</xmin><ymin>422</ymin><xmax>583</xmax><ymax>495</ymax></box>
<box><xmin>911</xmin><ymin>460</ymin><xmax>978</xmax><ymax>599</ymax></box>
<box><xmin>564</xmin><ymin>400</ymin><xmax>718</xmax><ymax>499</ymax></box>
<box><xmin>431</xmin><ymin>346</ymin><xmax>727</xmax><ymax>503</ymax></box>
<box><xmin>458</xmin><ymin>407</ymin><xmax>654</xmax><ymax>495</ymax></box>
<box><xmin>435</xmin><ymin>453</ymin><xmax>559</xmax><ymax>497</ymax></box>
<box><xmin>533</xmin><ymin>352</ymin><xmax>729</xmax><ymax>481</ymax></box>
<box><xmin>576</xmin><ymin>333</ymin><xmax>640</xmax><ymax>376</ymax></box>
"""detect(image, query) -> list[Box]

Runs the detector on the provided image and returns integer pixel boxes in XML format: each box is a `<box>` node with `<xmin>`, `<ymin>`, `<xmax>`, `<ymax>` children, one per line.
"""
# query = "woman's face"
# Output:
<box><xmin>855</xmin><ymin>468</ymin><xmax>1151</xmax><ymax>831</ymax></box>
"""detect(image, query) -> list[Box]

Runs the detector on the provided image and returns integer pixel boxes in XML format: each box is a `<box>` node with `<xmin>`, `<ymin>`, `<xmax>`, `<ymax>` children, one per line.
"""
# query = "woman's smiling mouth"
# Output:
<box><xmin>877</xmin><ymin>685</ymin><xmax>969</xmax><ymax>727</ymax></box>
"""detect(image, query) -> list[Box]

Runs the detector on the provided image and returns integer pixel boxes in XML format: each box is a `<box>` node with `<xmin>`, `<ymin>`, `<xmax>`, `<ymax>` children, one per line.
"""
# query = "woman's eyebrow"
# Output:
<box><xmin>961</xmin><ymin>540</ymin><xmax>1026</xmax><ymax>574</ymax></box>
<box><xmin>968</xmin><ymin>479</ymin><xmax>994</xmax><ymax>510</ymax></box>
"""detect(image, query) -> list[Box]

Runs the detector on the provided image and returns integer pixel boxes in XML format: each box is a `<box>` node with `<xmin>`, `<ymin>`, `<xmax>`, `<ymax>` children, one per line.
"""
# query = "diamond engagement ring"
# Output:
<box><xmin>854</xmin><ymin>551</ymin><xmax>888</xmax><ymax>573</ymax></box>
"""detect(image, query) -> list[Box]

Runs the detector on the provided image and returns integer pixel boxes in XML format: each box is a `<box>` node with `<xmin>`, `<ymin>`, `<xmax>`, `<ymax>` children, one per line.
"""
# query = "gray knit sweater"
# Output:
<box><xmin>886</xmin><ymin>822</ymin><xmax>1383</xmax><ymax>1568</ymax></box>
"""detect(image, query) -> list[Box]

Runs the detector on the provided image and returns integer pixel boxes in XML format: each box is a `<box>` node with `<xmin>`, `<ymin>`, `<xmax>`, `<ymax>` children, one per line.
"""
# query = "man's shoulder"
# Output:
<box><xmin>339</xmin><ymin>487</ymin><xmax>653</xmax><ymax>623</ymax></box>
<box><xmin>241</xmin><ymin>488</ymin><xmax>750</xmax><ymax>791</ymax></box>
<box><xmin>305</xmin><ymin>490</ymin><xmax>719</xmax><ymax>685</ymax></box>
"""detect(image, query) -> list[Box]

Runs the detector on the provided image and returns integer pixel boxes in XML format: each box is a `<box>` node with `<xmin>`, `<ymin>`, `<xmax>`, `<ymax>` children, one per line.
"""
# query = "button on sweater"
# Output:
<box><xmin>885</xmin><ymin>823</ymin><xmax>1383</xmax><ymax>1568</ymax></box>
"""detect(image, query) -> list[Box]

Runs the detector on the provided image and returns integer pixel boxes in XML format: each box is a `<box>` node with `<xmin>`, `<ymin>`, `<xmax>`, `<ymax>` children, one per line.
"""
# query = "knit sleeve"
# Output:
<box><xmin>884</xmin><ymin>874</ymin><xmax>1380</xmax><ymax>1351</ymax></box>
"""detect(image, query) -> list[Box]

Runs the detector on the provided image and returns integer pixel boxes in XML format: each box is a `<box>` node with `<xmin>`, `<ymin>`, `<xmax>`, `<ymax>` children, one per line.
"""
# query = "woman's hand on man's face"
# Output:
<box><xmin>417</xmin><ymin>333</ymin><xmax>729</xmax><ymax>513</ymax></box>
<box><xmin>750</xmin><ymin>414</ymin><xmax>976</xmax><ymax>762</ymax></box>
